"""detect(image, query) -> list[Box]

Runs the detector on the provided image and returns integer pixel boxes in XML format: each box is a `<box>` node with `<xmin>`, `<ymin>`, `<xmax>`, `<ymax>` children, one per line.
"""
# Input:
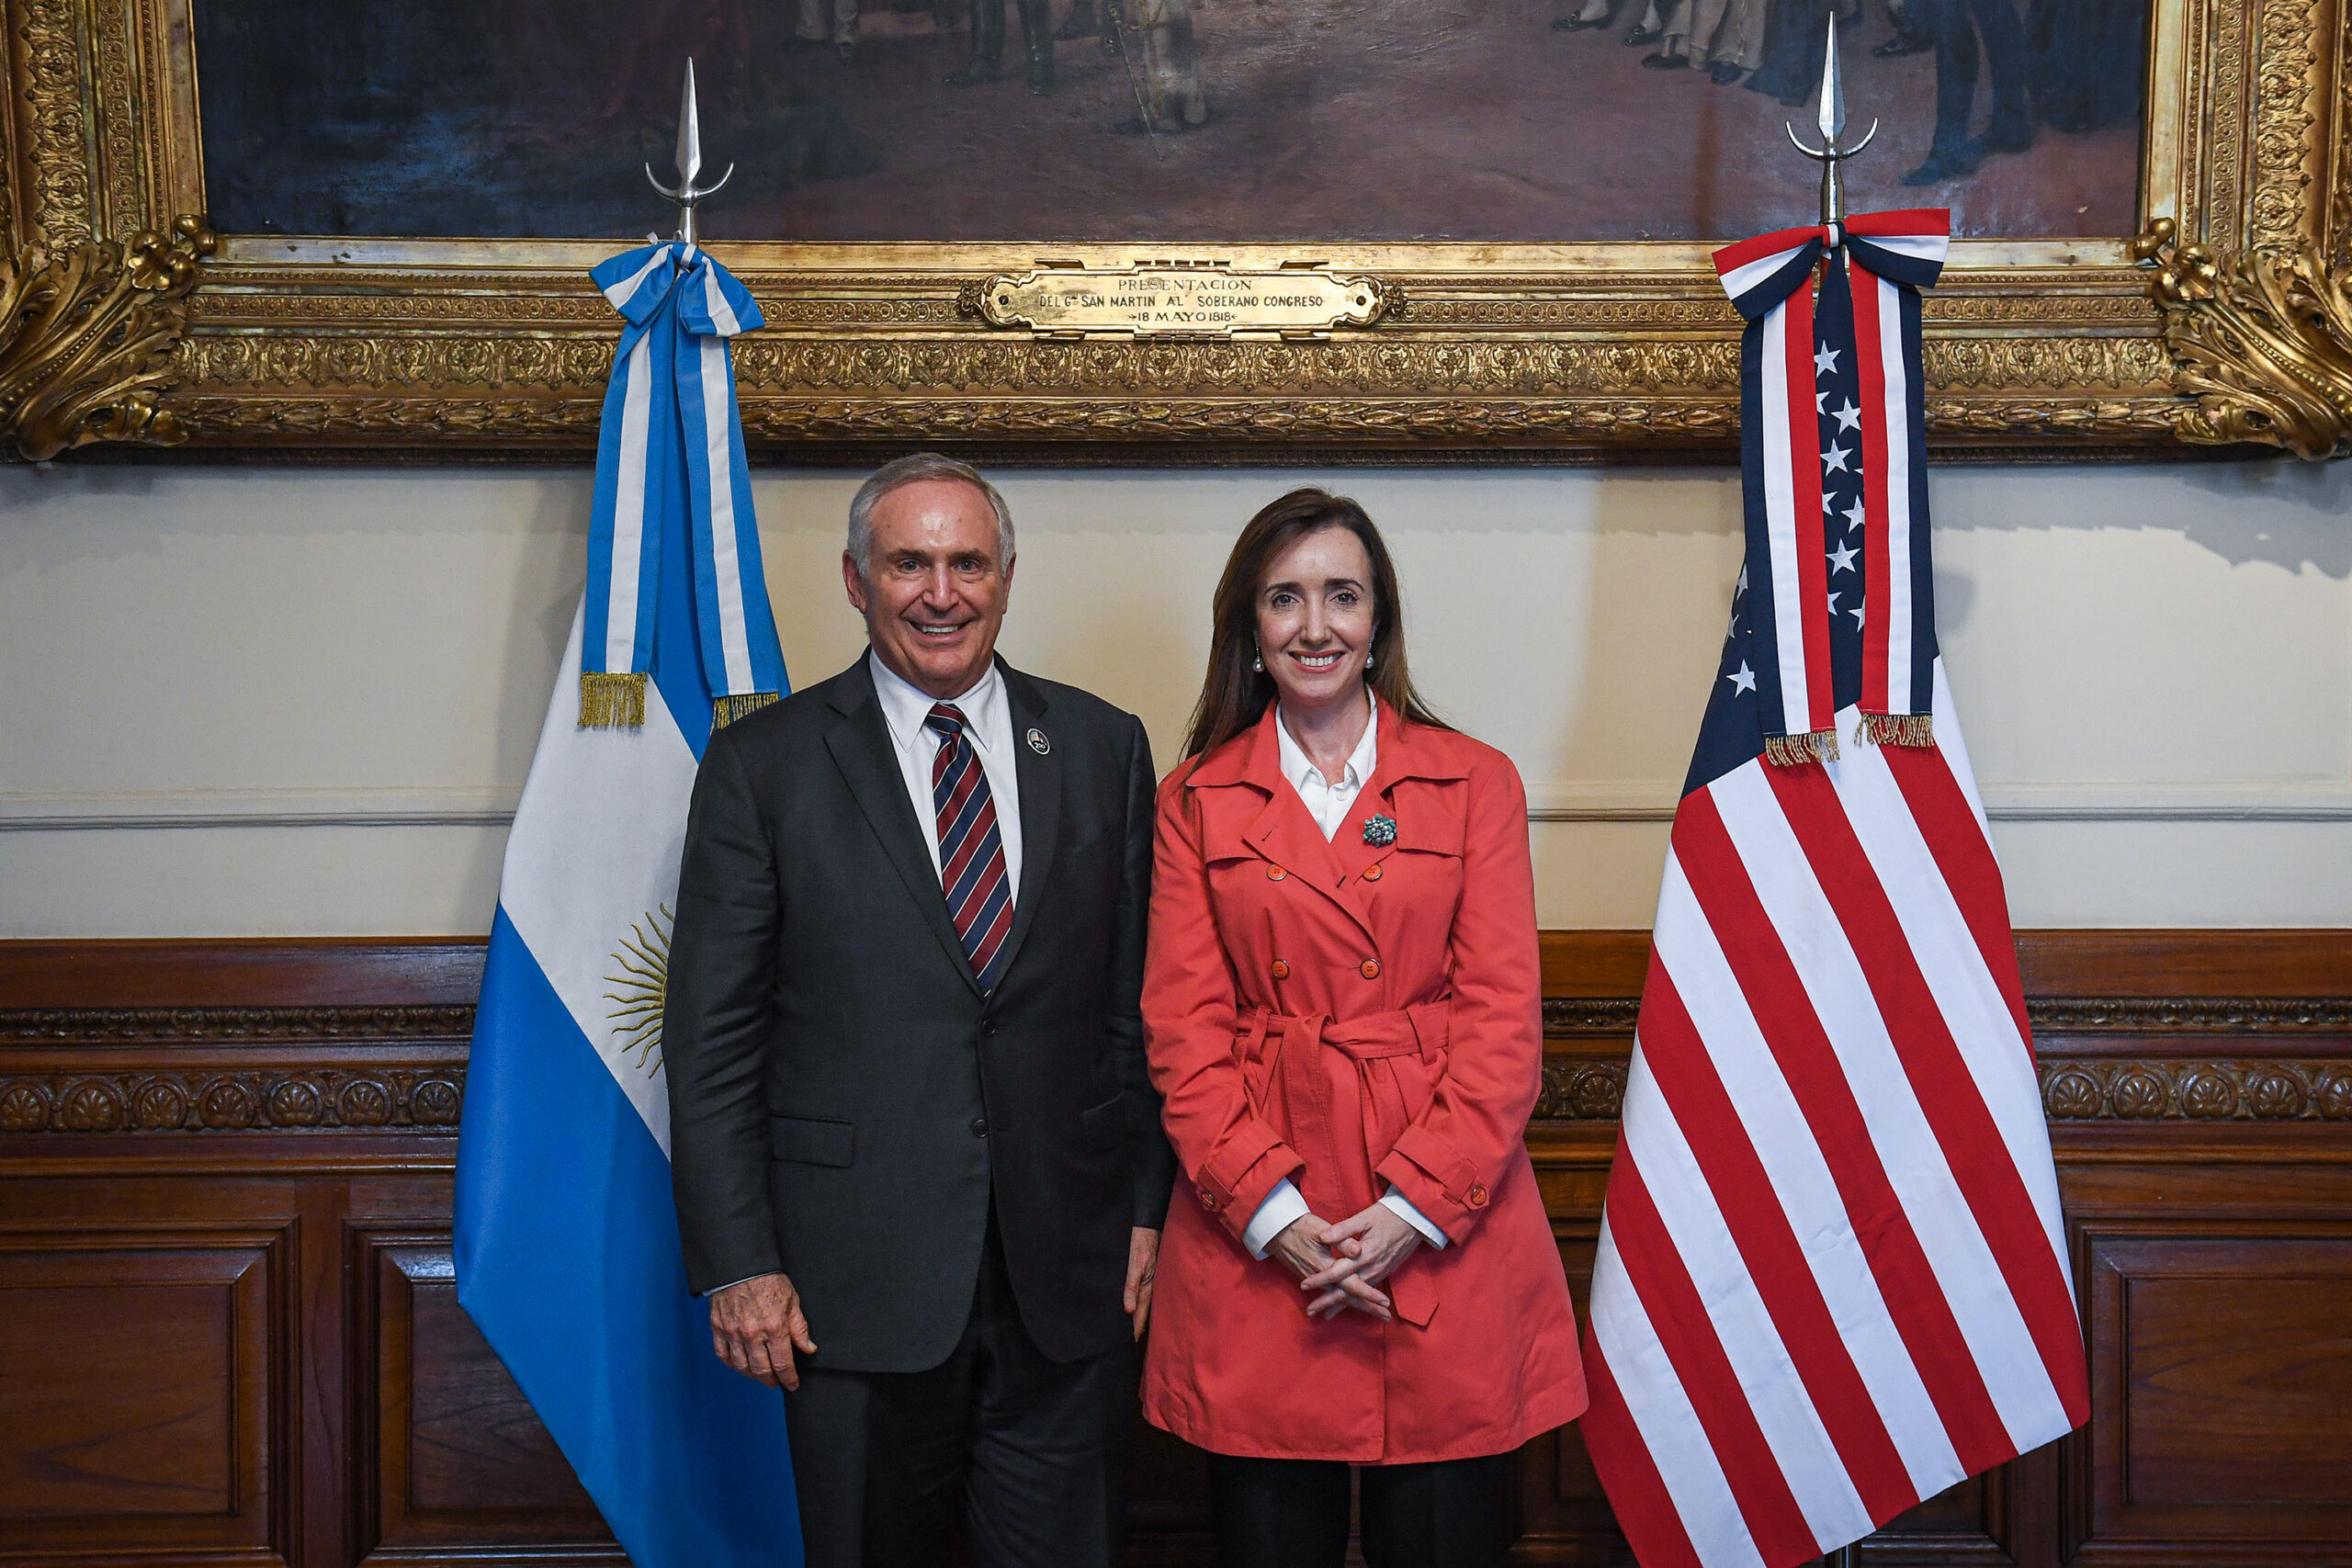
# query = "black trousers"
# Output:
<box><xmin>781</xmin><ymin>1209</ymin><xmax>1132</xmax><ymax>1568</ymax></box>
<box><xmin>1206</xmin><ymin>1451</ymin><xmax>1511</xmax><ymax>1568</ymax></box>
<box><xmin>1921</xmin><ymin>0</ymin><xmax>2030</xmax><ymax>151</ymax></box>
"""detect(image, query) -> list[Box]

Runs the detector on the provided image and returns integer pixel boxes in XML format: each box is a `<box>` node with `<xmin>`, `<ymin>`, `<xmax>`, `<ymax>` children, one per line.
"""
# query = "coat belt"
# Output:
<box><xmin>1235</xmin><ymin>999</ymin><xmax>1451</xmax><ymax>1224</ymax></box>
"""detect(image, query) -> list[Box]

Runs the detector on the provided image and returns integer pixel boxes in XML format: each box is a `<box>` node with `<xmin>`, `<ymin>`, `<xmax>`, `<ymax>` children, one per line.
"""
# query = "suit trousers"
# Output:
<box><xmin>781</xmin><ymin>1207</ymin><xmax>1132</xmax><ymax>1568</ymax></box>
<box><xmin>1205</xmin><ymin>1451</ymin><xmax>1510</xmax><ymax>1568</ymax></box>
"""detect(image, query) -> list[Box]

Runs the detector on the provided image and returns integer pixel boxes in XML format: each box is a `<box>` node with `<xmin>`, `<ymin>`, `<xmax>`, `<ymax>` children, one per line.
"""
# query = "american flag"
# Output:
<box><xmin>1577</xmin><ymin>213</ymin><xmax>2090</xmax><ymax>1568</ymax></box>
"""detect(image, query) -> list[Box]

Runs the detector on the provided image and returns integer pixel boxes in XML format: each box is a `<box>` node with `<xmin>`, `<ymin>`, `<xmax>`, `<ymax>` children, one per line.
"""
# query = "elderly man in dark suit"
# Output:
<box><xmin>663</xmin><ymin>452</ymin><xmax>1175</xmax><ymax>1568</ymax></box>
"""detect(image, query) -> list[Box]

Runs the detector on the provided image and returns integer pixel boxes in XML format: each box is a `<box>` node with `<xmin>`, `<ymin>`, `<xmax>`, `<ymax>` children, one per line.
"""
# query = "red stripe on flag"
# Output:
<box><xmin>1606</xmin><ymin>1150</ymin><xmax>1823</xmax><ymax>1566</ymax></box>
<box><xmin>1841</xmin><ymin>209</ymin><xmax>1951</xmax><ymax>239</ymax></box>
<box><xmin>1579</xmin><ymin>1332</ymin><xmax>1707</xmax><ymax>1568</ymax></box>
<box><xmin>1761</xmin><ymin>765</ymin><xmax>2090</xmax><ymax>1417</ymax></box>
<box><xmin>1714</xmin><ymin>226</ymin><xmax>1824</xmax><ymax>276</ymax></box>
<box><xmin>1851</xmin><ymin>264</ymin><xmax>1894</xmax><ymax>715</ymax></box>
<box><xmin>1671</xmin><ymin>790</ymin><xmax>2016</xmax><ymax>1474</ymax></box>
<box><xmin>1781</xmin><ymin>280</ymin><xmax>1834</xmax><ymax>735</ymax></box>
<box><xmin>1879</xmin><ymin>745</ymin><xmax>2036</xmax><ymax>1061</ymax></box>
<box><xmin>1635</xmin><ymin>957</ymin><xmax>1921</xmax><ymax>1523</ymax></box>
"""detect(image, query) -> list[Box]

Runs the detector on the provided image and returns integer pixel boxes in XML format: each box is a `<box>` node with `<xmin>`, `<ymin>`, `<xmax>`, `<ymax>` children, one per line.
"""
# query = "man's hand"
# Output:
<box><xmin>1267</xmin><ymin>1214</ymin><xmax>1391</xmax><ymax>1322</ymax></box>
<box><xmin>1125</xmin><ymin>1227</ymin><xmax>1160</xmax><ymax>1339</ymax></box>
<box><xmin>709</xmin><ymin>1272</ymin><xmax>818</xmax><ymax>1391</ymax></box>
<box><xmin>1304</xmin><ymin>1203</ymin><xmax>1423</xmax><ymax>1303</ymax></box>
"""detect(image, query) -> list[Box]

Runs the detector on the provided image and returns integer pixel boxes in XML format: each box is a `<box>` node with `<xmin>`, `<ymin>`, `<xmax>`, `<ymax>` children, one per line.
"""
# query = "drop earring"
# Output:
<box><xmin>1364</xmin><ymin>651</ymin><xmax>1375</xmax><ymax>671</ymax></box>
<box><xmin>1251</xmin><ymin>649</ymin><xmax>1263</xmax><ymax>673</ymax></box>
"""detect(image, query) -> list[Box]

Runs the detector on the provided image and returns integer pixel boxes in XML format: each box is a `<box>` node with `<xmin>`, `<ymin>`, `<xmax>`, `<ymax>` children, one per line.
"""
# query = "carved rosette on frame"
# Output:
<box><xmin>2</xmin><ymin>0</ymin><xmax>2348</xmax><ymax>459</ymax></box>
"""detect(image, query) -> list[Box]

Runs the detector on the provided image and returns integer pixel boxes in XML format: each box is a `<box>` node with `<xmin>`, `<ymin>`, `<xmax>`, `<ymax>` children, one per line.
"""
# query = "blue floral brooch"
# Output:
<box><xmin>1362</xmin><ymin>814</ymin><xmax>1397</xmax><ymax>847</ymax></box>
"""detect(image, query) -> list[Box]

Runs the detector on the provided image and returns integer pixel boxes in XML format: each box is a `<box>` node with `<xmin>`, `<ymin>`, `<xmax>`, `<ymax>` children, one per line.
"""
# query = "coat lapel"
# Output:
<box><xmin>1234</xmin><ymin>705</ymin><xmax>1383</xmax><ymax>947</ymax></box>
<box><xmin>822</xmin><ymin>656</ymin><xmax>982</xmax><ymax>994</ymax></box>
<box><xmin>988</xmin><ymin>660</ymin><xmax>1059</xmax><ymax>987</ymax></box>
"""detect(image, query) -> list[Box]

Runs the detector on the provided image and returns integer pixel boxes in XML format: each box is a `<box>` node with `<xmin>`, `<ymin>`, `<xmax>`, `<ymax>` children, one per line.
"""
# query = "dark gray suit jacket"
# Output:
<box><xmin>663</xmin><ymin>653</ymin><xmax>1177</xmax><ymax>1372</ymax></box>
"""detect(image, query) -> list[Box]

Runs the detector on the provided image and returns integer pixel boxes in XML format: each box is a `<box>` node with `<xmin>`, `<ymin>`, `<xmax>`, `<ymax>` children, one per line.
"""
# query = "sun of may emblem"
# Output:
<box><xmin>605</xmin><ymin>906</ymin><xmax>673</xmax><ymax>1075</ymax></box>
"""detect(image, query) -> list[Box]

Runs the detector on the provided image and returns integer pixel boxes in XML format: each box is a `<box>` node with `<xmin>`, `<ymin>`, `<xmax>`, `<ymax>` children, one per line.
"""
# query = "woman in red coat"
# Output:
<box><xmin>1141</xmin><ymin>490</ymin><xmax>1588</xmax><ymax>1568</ymax></box>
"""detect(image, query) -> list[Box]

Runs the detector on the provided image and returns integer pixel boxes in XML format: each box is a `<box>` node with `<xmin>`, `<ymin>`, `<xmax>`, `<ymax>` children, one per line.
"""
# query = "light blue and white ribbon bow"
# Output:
<box><xmin>581</xmin><ymin>242</ymin><xmax>786</xmax><ymax>729</ymax></box>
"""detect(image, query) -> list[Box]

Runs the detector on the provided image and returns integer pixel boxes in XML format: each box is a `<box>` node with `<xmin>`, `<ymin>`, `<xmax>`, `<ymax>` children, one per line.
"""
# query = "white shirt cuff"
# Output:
<box><xmin>1382</xmin><ymin>1186</ymin><xmax>1449</xmax><ymax>1248</ymax></box>
<box><xmin>1241</xmin><ymin>1178</ymin><xmax>1311</xmax><ymax>1258</ymax></box>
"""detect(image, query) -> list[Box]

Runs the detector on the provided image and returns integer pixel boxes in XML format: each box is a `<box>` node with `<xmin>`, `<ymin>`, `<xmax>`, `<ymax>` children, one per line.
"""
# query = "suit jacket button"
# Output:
<box><xmin>1363</xmin><ymin>864</ymin><xmax>1383</xmax><ymax>882</ymax></box>
<box><xmin>1360</xmin><ymin>959</ymin><xmax>1381</xmax><ymax>979</ymax></box>
<box><xmin>1271</xmin><ymin>959</ymin><xmax>1292</xmax><ymax>979</ymax></box>
<box><xmin>971</xmin><ymin>1118</ymin><xmax>989</xmax><ymax>1138</ymax></box>
<box><xmin>1467</xmin><ymin>1184</ymin><xmax>1488</xmax><ymax>1207</ymax></box>
<box><xmin>1199</xmin><ymin>1189</ymin><xmax>1219</xmax><ymax>1212</ymax></box>
<box><xmin>1267</xmin><ymin>864</ymin><xmax>1287</xmax><ymax>881</ymax></box>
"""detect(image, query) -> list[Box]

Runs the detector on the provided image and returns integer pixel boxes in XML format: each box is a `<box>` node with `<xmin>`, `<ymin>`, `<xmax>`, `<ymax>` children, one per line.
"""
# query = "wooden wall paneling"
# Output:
<box><xmin>0</xmin><ymin>1180</ymin><xmax>296</xmax><ymax>1565</ymax></box>
<box><xmin>351</xmin><ymin>1224</ymin><xmax>620</xmax><ymax>1565</ymax></box>
<box><xmin>4</xmin><ymin>931</ymin><xmax>2350</xmax><ymax>1568</ymax></box>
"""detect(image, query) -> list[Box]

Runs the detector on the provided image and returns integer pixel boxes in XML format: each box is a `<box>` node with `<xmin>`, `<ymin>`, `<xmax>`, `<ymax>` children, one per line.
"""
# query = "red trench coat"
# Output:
<box><xmin>1139</xmin><ymin>701</ymin><xmax>1589</xmax><ymax>1462</ymax></box>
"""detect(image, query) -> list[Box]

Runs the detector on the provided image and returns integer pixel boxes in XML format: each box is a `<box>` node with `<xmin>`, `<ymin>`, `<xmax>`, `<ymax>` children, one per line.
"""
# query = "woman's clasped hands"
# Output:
<box><xmin>1266</xmin><ymin>1202</ymin><xmax>1423</xmax><ymax>1322</ymax></box>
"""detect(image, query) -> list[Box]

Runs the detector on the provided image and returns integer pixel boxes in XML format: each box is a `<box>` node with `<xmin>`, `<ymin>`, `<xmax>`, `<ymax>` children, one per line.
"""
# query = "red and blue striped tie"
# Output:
<box><xmin>925</xmin><ymin>703</ymin><xmax>1015</xmax><ymax>990</ymax></box>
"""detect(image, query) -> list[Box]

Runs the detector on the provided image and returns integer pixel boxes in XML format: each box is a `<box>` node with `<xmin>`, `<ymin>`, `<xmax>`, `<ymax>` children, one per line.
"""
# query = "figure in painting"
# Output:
<box><xmin>1109</xmin><ymin>0</ymin><xmax>1208</xmax><ymax>135</ymax></box>
<box><xmin>1652</xmin><ymin>0</ymin><xmax>1770</xmax><ymax>83</ymax></box>
<box><xmin>946</xmin><ymin>0</ymin><xmax>1057</xmax><ymax>93</ymax></box>
<box><xmin>792</xmin><ymin>0</ymin><xmax>862</xmax><ymax>66</ymax></box>
<box><xmin>1901</xmin><ymin>0</ymin><xmax>2032</xmax><ymax>183</ymax></box>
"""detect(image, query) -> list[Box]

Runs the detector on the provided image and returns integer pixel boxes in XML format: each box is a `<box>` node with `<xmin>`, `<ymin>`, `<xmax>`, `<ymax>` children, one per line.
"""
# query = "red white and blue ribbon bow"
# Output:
<box><xmin>580</xmin><ymin>242</ymin><xmax>786</xmax><ymax>729</ymax></box>
<box><xmin>1713</xmin><ymin>209</ymin><xmax>1951</xmax><ymax>764</ymax></box>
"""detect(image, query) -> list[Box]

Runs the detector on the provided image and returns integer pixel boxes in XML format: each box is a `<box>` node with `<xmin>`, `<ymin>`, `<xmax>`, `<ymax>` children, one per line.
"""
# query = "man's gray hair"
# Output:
<box><xmin>846</xmin><ymin>453</ymin><xmax>1016</xmax><ymax>575</ymax></box>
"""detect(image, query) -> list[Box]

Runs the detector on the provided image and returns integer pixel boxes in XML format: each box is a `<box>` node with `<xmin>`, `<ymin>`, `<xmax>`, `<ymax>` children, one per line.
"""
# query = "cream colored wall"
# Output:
<box><xmin>3</xmin><ymin>459</ymin><xmax>2347</xmax><ymax>936</ymax></box>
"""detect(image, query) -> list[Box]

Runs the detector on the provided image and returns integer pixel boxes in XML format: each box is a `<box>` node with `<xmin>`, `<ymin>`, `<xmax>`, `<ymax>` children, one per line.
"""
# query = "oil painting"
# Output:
<box><xmin>194</xmin><ymin>0</ymin><xmax>2145</xmax><ymax>243</ymax></box>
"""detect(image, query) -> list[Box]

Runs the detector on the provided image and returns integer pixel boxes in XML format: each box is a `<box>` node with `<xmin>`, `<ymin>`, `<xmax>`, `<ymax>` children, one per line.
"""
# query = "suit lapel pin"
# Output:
<box><xmin>1362</xmin><ymin>814</ymin><xmax>1396</xmax><ymax>847</ymax></box>
<box><xmin>1026</xmin><ymin>727</ymin><xmax>1051</xmax><ymax>755</ymax></box>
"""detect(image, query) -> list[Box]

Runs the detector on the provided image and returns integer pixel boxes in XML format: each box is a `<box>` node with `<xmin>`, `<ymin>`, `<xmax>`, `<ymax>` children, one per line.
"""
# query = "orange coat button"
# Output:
<box><xmin>1363</xmin><ymin>864</ymin><xmax>1383</xmax><ymax>882</ymax></box>
<box><xmin>1360</xmin><ymin>959</ymin><xmax>1381</xmax><ymax>979</ymax></box>
<box><xmin>1267</xmin><ymin>864</ymin><xmax>1287</xmax><ymax>881</ymax></box>
<box><xmin>1467</xmin><ymin>1184</ymin><xmax>1489</xmax><ymax>1207</ymax></box>
<box><xmin>1272</xmin><ymin>959</ymin><xmax>1292</xmax><ymax>979</ymax></box>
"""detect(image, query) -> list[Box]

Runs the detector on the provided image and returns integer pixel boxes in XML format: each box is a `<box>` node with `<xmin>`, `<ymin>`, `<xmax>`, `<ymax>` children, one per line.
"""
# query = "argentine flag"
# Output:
<box><xmin>455</xmin><ymin>244</ymin><xmax>799</xmax><ymax>1567</ymax></box>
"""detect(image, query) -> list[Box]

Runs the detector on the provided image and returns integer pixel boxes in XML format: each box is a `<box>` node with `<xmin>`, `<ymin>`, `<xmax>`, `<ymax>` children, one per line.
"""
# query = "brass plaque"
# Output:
<box><xmin>976</xmin><ymin>261</ymin><xmax>1389</xmax><ymax>337</ymax></box>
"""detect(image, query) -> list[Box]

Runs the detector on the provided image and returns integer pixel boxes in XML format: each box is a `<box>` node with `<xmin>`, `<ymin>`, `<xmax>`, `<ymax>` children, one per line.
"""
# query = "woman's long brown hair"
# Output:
<box><xmin>1180</xmin><ymin>489</ymin><xmax>1448</xmax><ymax>761</ymax></box>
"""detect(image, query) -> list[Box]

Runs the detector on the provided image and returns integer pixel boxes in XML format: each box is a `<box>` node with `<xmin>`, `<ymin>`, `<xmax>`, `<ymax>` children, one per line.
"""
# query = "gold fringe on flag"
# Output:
<box><xmin>1763</xmin><ymin>728</ymin><xmax>1841</xmax><ymax>768</ymax></box>
<box><xmin>712</xmin><ymin>692</ymin><xmax>781</xmax><ymax>730</ymax></box>
<box><xmin>579</xmin><ymin>671</ymin><xmax>648</xmax><ymax>729</ymax></box>
<box><xmin>1859</xmin><ymin>712</ymin><xmax>1935</xmax><ymax>748</ymax></box>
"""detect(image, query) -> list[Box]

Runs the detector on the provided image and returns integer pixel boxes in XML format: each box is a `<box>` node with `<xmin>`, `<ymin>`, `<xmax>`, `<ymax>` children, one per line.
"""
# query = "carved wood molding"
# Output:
<box><xmin>2132</xmin><ymin>216</ymin><xmax>2352</xmax><ymax>458</ymax></box>
<box><xmin>1543</xmin><ymin>996</ymin><xmax>2352</xmax><ymax>1036</ymax></box>
<box><xmin>0</xmin><ymin>1066</ymin><xmax>465</xmax><ymax>1133</ymax></box>
<box><xmin>0</xmin><ymin>216</ymin><xmax>217</xmax><ymax>461</ymax></box>
<box><xmin>4</xmin><ymin>998</ymin><xmax>2346</xmax><ymax>1131</ymax></box>
<box><xmin>1533</xmin><ymin>1055</ymin><xmax>2352</xmax><ymax>1124</ymax></box>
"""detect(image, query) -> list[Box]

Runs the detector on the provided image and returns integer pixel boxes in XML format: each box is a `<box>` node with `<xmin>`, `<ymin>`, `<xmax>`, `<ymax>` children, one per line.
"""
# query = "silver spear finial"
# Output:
<box><xmin>1785</xmin><ymin>12</ymin><xmax>1878</xmax><ymax>228</ymax></box>
<box><xmin>645</xmin><ymin>59</ymin><xmax>734</xmax><ymax>247</ymax></box>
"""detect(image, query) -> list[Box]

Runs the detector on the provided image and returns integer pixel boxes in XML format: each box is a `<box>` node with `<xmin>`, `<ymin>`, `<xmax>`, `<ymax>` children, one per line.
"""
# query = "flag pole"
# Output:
<box><xmin>645</xmin><ymin>59</ymin><xmax>735</xmax><ymax>246</ymax></box>
<box><xmin>1784</xmin><ymin>13</ymin><xmax>1877</xmax><ymax>226</ymax></box>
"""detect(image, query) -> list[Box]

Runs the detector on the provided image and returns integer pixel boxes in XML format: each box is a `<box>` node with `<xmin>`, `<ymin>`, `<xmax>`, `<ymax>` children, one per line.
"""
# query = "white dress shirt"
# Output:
<box><xmin>869</xmin><ymin>649</ymin><xmax>1023</xmax><ymax>904</ymax></box>
<box><xmin>1239</xmin><ymin>694</ymin><xmax>1449</xmax><ymax>1259</ymax></box>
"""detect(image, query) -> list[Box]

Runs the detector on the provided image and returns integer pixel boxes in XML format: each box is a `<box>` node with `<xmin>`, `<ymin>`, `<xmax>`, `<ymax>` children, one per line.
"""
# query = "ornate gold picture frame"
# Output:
<box><xmin>3</xmin><ymin>0</ymin><xmax>2348</xmax><ymax>463</ymax></box>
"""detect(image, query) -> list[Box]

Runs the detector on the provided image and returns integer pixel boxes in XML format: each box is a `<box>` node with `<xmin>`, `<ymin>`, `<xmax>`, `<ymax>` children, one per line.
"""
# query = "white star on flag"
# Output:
<box><xmin>1828</xmin><ymin>540</ymin><xmax>1858</xmax><ymax>572</ymax></box>
<box><xmin>1822</xmin><ymin>442</ymin><xmax>1852</xmax><ymax>474</ymax></box>
<box><xmin>1814</xmin><ymin>344</ymin><xmax>1841</xmax><ymax>376</ymax></box>
<box><xmin>1850</xmin><ymin>602</ymin><xmax>1866</xmax><ymax>626</ymax></box>
<box><xmin>1725</xmin><ymin>660</ymin><xmax>1756</xmax><ymax>694</ymax></box>
<box><xmin>1834</xmin><ymin>399</ymin><xmax>1862</xmax><ymax>431</ymax></box>
<box><xmin>1843</xmin><ymin>496</ymin><xmax>1867</xmax><ymax>532</ymax></box>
